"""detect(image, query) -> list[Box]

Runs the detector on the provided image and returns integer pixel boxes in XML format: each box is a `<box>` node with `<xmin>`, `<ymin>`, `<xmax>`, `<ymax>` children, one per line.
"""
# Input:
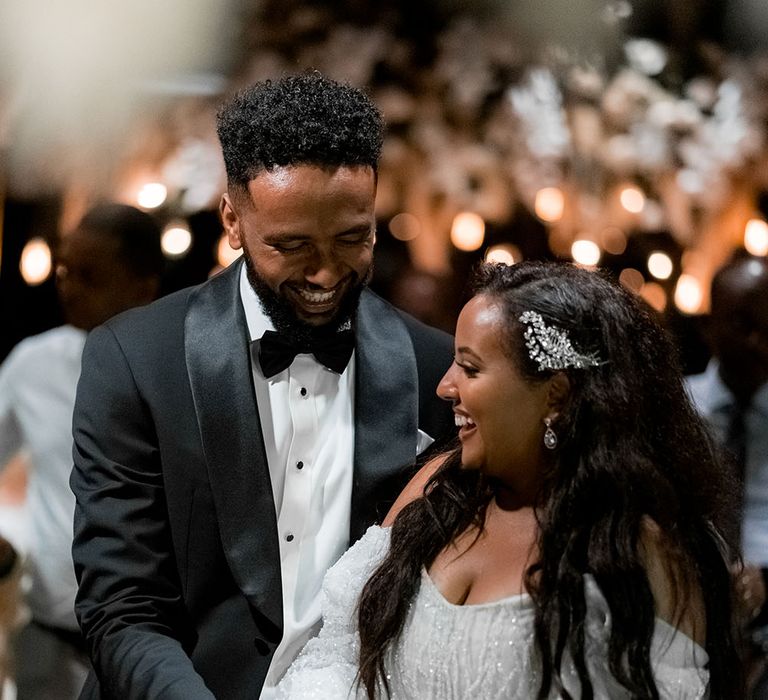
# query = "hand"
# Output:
<box><xmin>733</xmin><ymin>562</ymin><xmax>767</xmax><ymax>625</ymax></box>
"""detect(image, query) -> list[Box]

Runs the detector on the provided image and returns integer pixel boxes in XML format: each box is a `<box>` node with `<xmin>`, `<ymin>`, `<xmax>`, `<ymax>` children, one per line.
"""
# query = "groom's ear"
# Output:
<box><xmin>220</xmin><ymin>193</ymin><xmax>243</xmax><ymax>250</ymax></box>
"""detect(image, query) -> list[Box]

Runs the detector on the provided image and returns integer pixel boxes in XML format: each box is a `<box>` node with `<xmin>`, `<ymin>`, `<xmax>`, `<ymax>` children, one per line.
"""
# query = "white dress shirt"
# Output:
<box><xmin>687</xmin><ymin>360</ymin><xmax>768</xmax><ymax>565</ymax></box>
<box><xmin>238</xmin><ymin>268</ymin><xmax>356</xmax><ymax>696</ymax></box>
<box><xmin>0</xmin><ymin>325</ymin><xmax>86</xmax><ymax>630</ymax></box>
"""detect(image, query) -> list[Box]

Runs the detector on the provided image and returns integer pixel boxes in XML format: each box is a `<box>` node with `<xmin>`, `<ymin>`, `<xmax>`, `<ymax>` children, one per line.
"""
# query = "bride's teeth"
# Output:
<box><xmin>299</xmin><ymin>289</ymin><xmax>335</xmax><ymax>303</ymax></box>
<box><xmin>454</xmin><ymin>415</ymin><xmax>475</xmax><ymax>427</ymax></box>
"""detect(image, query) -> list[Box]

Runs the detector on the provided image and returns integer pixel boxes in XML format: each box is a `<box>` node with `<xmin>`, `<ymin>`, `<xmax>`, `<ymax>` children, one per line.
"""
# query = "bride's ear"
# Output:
<box><xmin>545</xmin><ymin>372</ymin><xmax>571</xmax><ymax>418</ymax></box>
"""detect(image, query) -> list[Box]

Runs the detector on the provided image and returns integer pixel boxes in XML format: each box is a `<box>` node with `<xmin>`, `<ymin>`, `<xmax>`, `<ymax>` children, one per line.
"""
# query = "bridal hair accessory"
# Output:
<box><xmin>543</xmin><ymin>417</ymin><xmax>558</xmax><ymax>450</ymax></box>
<box><xmin>518</xmin><ymin>310</ymin><xmax>600</xmax><ymax>372</ymax></box>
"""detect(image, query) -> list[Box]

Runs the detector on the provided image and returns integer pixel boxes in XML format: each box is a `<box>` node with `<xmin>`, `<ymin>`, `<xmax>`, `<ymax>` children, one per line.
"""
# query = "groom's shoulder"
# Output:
<box><xmin>362</xmin><ymin>288</ymin><xmax>453</xmax><ymax>359</ymax></box>
<box><xmin>104</xmin><ymin>284</ymin><xmax>194</xmax><ymax>339</ymax></box>
<box><xmin>104</xmin><ymin>262</ymin><xmax>240</xmax><ymax>340</ymax></box>
<box><xmin>397</xmin><ymin>308</ymin><xmax>453</xmax><ymax>359</ymax></box>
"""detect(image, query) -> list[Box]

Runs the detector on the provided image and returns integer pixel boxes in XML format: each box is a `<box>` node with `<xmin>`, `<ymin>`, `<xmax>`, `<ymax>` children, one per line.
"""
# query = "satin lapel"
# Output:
<box><xmin>184</xmin><ymin>261</ymin><xmax>282</xmax><ymax>640</ymax></box>
<box><xmin>352</xmin><ymin>290</ymin><xmax>419</xmax><ymax>538</ymax></box>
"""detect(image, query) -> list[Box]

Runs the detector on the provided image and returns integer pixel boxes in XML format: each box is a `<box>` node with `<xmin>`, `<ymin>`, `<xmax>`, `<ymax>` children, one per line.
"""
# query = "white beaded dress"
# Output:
<box><xmin>275</xmin><ymin>526</ymin><xmax>709</xmax><ymax>699</ymax></box>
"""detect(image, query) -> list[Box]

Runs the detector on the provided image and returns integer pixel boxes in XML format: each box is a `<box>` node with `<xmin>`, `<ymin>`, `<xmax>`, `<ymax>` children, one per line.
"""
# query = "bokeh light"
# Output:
<box><xmin>647</xmin><ymin>251</ymin><xmax>673</xmax><ymax>280</ymax></box>
<box><xmin>571</xmin><ymin>239</ymin><xmax>601</xmax><ymax>266</ymax></box>
<box><xmin>640</xmin><ymin>281</ymin><xmax>667</xmax><ymax>311</ymax></box>
<box><xmin>625</xmin><ymin>38</ymin><xmax>667</xmax><ymax>76</ymax></box>
<box><xmin>744</xmin><ymin>218</ymin><xmax>768</xmax><ymax>256</ymax></box>
<box><xmin>484</xmin><ymin>244</ymin><xmax>520</xmax><ymax>266</ymax></box>
<box><xmin>534</xmin><ymin>187</ymin><xmax>565</xmax><ymax>222</ymax></box>
<box><xmin>619</xmin><ymin>186</ymin><xmax>645</xmax><ymax>214</ymax></box>
<box><xmin>600</xmin><ymin>226</ymin><xmax>627</xmax><ymax>255</ymax></box>
<box><xmin>20</xmin><ymin>237</ymin><xmax>53</xmax><ymax>285</ymax></box>
<box><xmin>619</xmin><ymin>267</ymin><xmax>645</xmax><ymax>293</ymax></box>
<box><xmin>137</xmin><ymin>182</ymin><xmax>168</xmax><ymax>209</ymax></box>
<box><xmin>388</xmin><ymin>213</ymin><xmax>422</xmax><ymax>241</ymax></box>
<box><xmin>450</xmin><ymin>212</ymin><xmax>485</xmax><ymax>251</ymax></box>
<box><xmin>674</xmin><ymin>274</ymin><xmax>704</xmax><ymax>314</ymax></box>
<box><xmin>161</xmin><ymin>223</ymin><xmax>193</xmax><ymax>258</ymax></box>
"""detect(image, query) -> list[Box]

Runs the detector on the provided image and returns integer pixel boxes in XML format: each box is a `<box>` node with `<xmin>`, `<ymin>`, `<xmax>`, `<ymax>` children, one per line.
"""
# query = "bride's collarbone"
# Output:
<box><xmin>427</xmin><ymin>516</ymin><xmax>538</xmax><ymax>606</ymax></box>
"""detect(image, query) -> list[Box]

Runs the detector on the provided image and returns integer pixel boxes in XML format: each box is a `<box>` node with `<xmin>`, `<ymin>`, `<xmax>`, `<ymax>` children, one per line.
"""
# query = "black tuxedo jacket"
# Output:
<box><xmin>71</xmin><ymin>260</ymin><xmax>454</xmax><ymax>699</ymax></box>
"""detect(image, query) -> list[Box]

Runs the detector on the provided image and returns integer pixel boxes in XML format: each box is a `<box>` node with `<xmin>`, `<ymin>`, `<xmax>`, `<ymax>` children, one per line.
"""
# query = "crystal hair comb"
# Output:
<box><xmin>518</xmin><ymin>310</ymin><xmax>600</xmax><ymax>372</ymax></box>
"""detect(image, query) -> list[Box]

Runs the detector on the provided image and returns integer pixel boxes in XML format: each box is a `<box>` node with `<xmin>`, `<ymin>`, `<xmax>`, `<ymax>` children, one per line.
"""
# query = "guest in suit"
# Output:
<box><xmin>1</xmin><ymin>203</ymin><xmax>163</xmax><ymax>700</ymax></box>
<box><xmin>70</xmin><ymin>72</ymin><xmax>454</xmax><ymax>699</ymax></box>
<box><xmin>686</xmin><ymin>252</ymin><xmax>768</xmax><ymax>695</ymax></box>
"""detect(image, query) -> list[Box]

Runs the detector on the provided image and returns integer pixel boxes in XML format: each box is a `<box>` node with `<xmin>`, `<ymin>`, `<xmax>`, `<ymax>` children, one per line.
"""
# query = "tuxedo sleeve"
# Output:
<box><xmin>71</xmin><ymin>324</ymin><xmax>214</xmax><ymax>699</ymax></box>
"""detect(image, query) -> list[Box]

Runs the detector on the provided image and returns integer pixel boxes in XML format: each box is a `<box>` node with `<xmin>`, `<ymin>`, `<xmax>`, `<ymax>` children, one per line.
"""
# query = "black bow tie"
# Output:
<box><xmin>256</xmin><ymin>329</ymin><xmax>355</xmax><ymax>378</ymax></box>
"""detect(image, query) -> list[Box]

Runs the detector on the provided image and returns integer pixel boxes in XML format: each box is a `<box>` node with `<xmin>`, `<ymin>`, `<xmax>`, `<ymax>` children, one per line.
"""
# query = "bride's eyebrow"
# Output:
<box><xmin>456</xmin><ymin>347</ymin><xmax>482</xmax><ymax>361</ymax></box>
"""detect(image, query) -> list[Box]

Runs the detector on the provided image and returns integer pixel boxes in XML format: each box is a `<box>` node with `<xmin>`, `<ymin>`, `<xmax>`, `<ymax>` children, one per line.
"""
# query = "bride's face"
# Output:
<box><xmin>437</xmin><ymin>295</ymin><xmax>552</xmax><ymax>495</ymax></box>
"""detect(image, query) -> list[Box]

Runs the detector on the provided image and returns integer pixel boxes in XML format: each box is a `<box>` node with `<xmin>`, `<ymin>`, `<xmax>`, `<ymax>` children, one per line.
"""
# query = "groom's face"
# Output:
<box><xmin>220</xmin><ymin>164</ymin><xmax>376</xmax><ymax>330</ymax></box>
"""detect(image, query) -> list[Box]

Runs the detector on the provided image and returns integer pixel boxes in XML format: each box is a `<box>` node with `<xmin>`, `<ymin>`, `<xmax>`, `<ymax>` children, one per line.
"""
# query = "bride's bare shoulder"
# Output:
<box><xmin>640</xmin><ymin>516</ymin><xmax>706</xmax><ymax>645</ymax></box>
<box><xmin>382</xmin><ymin>452</ymin><xmax>453</xmax><ymax>527</ymax></box>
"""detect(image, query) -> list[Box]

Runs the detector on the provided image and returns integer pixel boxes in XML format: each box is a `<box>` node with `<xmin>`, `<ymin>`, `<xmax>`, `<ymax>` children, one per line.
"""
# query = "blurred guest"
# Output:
<box><xmin>687</xmin><ymin>252</ymin><xmax>768</xmax><ymax>694</ymax></box>
<box><xmin>0</xmin><ymin>203</ymin><xmax>163</xmax><ymax>700</ymax></box>
<box><xmin>277</xmin><ymin>261</ymin><xmax>739</xmax><ymax>699</ymax></box>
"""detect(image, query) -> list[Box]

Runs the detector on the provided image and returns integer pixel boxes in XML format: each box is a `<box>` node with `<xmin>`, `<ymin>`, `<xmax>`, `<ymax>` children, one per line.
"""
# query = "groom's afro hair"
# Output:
<box><xmin>216</xmin><ymin>72</ymin><xmax>384</xmax><ymax>194</ymax></box>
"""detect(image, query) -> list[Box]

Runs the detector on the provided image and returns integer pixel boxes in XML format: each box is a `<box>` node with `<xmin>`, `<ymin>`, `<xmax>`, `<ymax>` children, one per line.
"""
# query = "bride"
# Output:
<box><xmin>276</xmin><ymin>261</ymin><xmax>740</xmax><ymax>699</ymax></box>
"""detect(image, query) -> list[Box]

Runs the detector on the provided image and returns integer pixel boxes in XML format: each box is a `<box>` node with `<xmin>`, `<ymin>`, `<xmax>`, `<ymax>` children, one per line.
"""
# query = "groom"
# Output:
<box><xmin>70</xmin><ymin>73</ymin><xmax>454</xmax><ymax>699</ymax></box>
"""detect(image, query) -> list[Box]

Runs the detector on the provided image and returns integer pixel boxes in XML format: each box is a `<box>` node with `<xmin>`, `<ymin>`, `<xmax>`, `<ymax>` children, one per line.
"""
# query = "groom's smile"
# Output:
<box><xmin>220</xmin><ymin>163</ymin><xmax>377</xmax><ymax>328</ymax></box>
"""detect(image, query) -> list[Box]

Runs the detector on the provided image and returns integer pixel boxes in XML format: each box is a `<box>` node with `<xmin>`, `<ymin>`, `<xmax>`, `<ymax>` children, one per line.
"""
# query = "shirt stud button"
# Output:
<box><xmin>286</xmin><ymin>533</ymin><xmax>294</xmax><ymax>542</ymax></box>
<box><xmin>296</xmin><ymin>461</ymin><xmax>304</xmax><ymax>470</ymax></box>
<box><xmin>300</xmin><ymin>387</ymin><xmax>307</xmax><ymax>397</ymax></box>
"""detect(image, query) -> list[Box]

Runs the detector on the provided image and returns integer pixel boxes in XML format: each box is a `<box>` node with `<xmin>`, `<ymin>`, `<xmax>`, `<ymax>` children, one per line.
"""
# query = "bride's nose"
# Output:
<box><xmin>436</xmin><ymin>363</ymin><xmax>459</xmax><ymax>402</ymax></box>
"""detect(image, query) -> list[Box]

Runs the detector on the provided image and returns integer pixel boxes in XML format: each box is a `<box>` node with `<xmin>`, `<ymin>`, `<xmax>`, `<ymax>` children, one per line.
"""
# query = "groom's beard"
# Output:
<box><xmin>242</xmin><ymin>247</ymin><xmax>372</xmax><ymax>346</ymax></box>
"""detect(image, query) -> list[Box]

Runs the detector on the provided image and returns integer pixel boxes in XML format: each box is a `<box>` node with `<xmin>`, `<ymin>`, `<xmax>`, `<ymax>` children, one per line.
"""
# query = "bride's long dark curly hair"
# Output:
<box><xmin>357</xmin><ymin>261</ymin><xmax>741</xmax><ymax>699</ymax></box>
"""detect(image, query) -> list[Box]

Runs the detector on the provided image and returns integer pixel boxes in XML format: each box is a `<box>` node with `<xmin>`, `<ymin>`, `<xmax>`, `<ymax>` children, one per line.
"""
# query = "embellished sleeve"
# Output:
<box><xmin>275</xmin><ymin>526</ymin><xmax>391</xmax><ymax>700</ymax></box>
<box><xmin>581</xmin><ymin>576</ymin><xmax>709</xmax><ymax>699</ymax></box>
<box><xmin>648</xmin><ymin>619</ymin><xmax>709</xmax><ymax>700</ymax></box>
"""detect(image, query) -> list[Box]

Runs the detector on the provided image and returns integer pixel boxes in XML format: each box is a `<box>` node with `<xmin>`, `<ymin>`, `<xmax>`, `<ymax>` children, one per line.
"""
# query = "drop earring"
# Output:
<box><xmin>543</xmin><ymin>417</ymin><xmax>558</xmax><ymax>450</ymax></box>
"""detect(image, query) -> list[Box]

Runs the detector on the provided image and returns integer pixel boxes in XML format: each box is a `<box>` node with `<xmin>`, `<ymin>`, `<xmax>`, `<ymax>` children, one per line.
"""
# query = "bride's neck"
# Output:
<box><xmin>489</xmin><ymin>480</ymin><xmax>538</xmax><ymax>513</ymax></box>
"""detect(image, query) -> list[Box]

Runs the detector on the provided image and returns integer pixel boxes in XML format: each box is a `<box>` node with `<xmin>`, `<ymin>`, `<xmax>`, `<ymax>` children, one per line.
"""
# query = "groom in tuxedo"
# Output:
<box><xmin>70</xmin><ymin>73</ymin><xmax>454</xmax><ymax>699</ymax></box>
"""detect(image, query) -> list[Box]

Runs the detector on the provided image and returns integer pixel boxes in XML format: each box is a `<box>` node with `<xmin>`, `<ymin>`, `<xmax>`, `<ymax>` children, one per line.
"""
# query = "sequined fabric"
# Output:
<box><xmin>276</xmin><ymin>526</ymin><xmax>709</xmax><ymax>699</ymax></box>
